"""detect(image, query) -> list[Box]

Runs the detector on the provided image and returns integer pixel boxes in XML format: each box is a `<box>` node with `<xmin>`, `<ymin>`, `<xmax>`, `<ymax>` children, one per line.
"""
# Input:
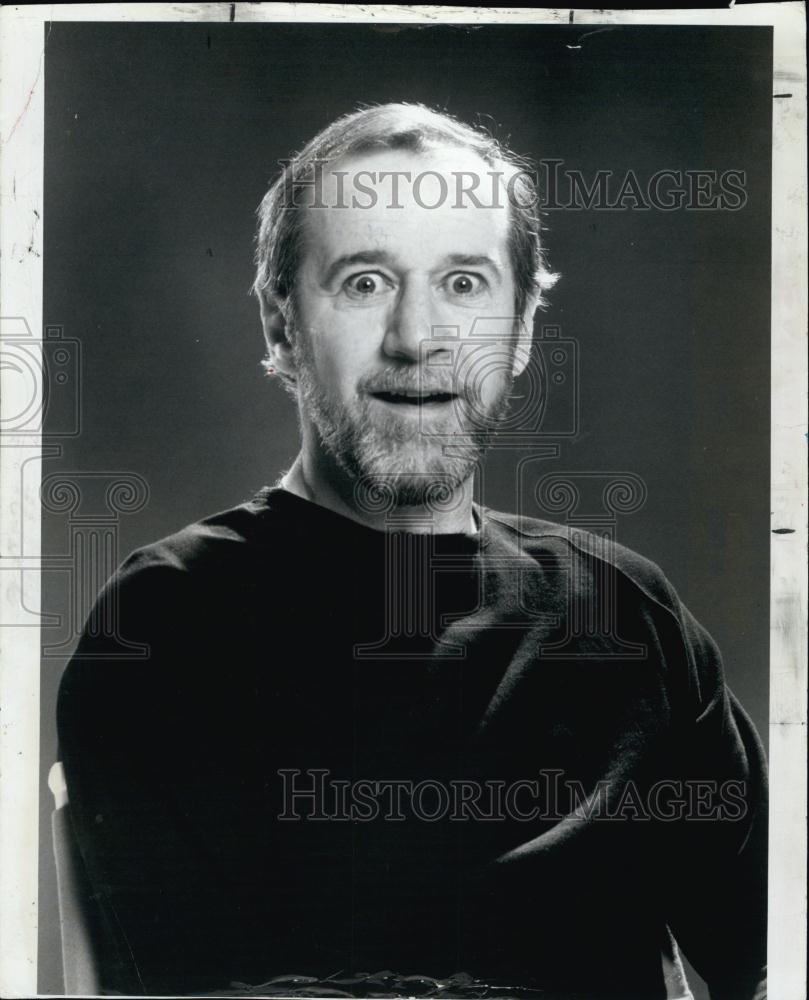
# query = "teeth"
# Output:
<box><xmin>388</xmin><ymin>390</ymin><xmax>448</xmax><ymax>398</ymax></box>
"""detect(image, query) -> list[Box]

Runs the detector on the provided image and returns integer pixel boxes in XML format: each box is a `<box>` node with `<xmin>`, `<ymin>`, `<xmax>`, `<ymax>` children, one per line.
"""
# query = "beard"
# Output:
<box><xmin>292</xmin><ymin>331</ymin><xmax>516</xmax><ymax>511</ymax></box>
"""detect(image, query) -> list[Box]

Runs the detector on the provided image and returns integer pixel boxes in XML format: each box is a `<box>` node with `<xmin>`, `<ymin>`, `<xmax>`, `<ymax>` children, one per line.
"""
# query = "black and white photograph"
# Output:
<box><xmin>0</xmin><ymin>5</ymin><xmax>805</xmax><ymax>1000</ymax></box>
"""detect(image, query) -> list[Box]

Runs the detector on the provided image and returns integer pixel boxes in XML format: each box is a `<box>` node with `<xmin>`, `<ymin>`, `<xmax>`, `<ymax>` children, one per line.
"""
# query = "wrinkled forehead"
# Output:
<box><xmin>296</xmin><ymin>147</ymin><xmax>515</xmax><ymax>267</ymax></box>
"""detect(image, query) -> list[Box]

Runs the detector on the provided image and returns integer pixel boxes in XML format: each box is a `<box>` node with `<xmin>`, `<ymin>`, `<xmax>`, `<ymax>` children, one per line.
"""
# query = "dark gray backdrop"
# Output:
<box><xmin>39</xmin><ymin>21</ymin><xmax>772</xmax><ymax>995</ymax></box>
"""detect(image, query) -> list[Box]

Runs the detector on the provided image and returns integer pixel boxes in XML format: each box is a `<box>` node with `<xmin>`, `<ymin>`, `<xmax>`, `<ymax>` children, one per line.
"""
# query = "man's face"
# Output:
<box><xmin>288</xmin><ymin>147</ymin><xmax>529</xmax><ymax>507</ymax></box>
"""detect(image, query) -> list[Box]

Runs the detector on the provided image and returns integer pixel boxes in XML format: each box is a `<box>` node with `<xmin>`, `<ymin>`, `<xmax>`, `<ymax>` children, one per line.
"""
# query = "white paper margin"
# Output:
<box><xmin>0</xmin><ymin>4</ymin><xmax>805</xmax><ymax>998</ymax></box>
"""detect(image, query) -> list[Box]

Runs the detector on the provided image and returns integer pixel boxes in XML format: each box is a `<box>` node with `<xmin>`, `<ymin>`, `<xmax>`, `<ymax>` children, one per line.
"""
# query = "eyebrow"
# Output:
<box><xmin>441</xmin><ymin>253</ymin><xmax>503</xmax><ymax>278</ymax></box>
<box><xmin>322</xmin><ymin>250</ymin><xmax>504</xmax><ymax>286</ymax></box>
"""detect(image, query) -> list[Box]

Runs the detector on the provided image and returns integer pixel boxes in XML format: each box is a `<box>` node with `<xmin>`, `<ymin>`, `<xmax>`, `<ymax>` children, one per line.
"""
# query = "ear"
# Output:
<box><xmin>511</xmin><ymin>297</ymin><xmax>538</xmax><ymax>378</ymax></box>
<box><xmin>259</xmin><ymin>293</ymin><xmax>297</xmax><ymax>379</ymax></box>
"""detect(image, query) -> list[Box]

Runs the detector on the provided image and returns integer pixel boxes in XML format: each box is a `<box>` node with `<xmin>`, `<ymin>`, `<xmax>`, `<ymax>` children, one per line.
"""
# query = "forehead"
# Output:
<box><xmin>299</xmin><ymin>147</ymin><xmax>513</xmax><ymax>269</ymax></box>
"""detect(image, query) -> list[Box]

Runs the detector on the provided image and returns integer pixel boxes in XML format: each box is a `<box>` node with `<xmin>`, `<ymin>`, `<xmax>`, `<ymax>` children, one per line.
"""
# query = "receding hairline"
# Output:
<box><xmin>252</xmin><ymin>102</ymin><xmax>558</xmax><ymax>311</ymax></box>
<box><xmin>292</xmin><ymin>141</ymin><xmax>530</xmax><ymax>198</ymax></box>
<box><xmin>291</xmin><ymin>145</ymin><xmax>526</xmax><ymax>286</ymax></box>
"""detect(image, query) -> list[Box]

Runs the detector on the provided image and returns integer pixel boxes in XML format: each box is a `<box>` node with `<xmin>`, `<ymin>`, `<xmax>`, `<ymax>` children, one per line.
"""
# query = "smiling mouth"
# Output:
<box><xmin>371</xmin><ymin>390</ymin><xmax>457</xmax><ymax>406</ymax></box>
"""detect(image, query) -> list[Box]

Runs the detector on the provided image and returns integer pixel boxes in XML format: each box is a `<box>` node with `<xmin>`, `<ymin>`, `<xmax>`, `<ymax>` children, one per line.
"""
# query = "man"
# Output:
<box><xmin>57</xmin><ymin>104</ymin><xmax>767</xmax><ymax>999</ymax></box>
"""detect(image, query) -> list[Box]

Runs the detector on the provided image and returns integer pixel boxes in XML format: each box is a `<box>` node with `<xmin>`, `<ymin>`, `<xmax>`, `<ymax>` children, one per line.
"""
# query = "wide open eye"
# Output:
<box><xmin>345</xmin><ymin>272</ymin><xmax>386</xmax><ymax>296</ymax></box>
<box><xmin>446</xmin><ymin>272</ymin><xmax>487</xmax><ymax>296</ymax></box>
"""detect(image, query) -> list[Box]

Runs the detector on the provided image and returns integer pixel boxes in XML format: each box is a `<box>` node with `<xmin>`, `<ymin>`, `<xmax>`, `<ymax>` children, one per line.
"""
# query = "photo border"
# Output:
<box><xmin>1</xmin><ymin>4</ymin><xmax>805</xmax><ymax>997</ymax></box>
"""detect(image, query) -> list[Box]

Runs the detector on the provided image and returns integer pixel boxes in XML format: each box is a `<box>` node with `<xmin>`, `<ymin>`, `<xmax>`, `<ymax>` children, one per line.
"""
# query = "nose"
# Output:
<box><xmin>382</xmin><ymin>280</ymin><xmax>444</xmax><ymax>364</ymax></box>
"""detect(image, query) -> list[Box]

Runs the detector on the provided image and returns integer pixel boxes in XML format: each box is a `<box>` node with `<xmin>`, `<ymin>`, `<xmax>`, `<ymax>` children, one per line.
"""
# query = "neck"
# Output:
<box><xmin>280</xmin><ymin>452</ymin><xmax>477</xmax><ymax>535</ymax></box>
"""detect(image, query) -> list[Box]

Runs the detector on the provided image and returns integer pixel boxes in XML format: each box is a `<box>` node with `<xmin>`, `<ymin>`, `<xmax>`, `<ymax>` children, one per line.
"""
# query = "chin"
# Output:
<box><xmin>348</xmin><ymin>445</ymin><xmax>481</xmax><ymax>513</ymax></box>
<box><xmin>304</xmin><ymin>393</ymin><xmax>494</xmax><ymax>510</ymax></box>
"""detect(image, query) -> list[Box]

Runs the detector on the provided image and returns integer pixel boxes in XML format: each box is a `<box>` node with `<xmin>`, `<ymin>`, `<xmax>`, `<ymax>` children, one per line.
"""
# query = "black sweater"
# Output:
<box><xmin>57</xmin><ymin>487</ymin><xmax>768</xmax><ymax>998</ymax></box>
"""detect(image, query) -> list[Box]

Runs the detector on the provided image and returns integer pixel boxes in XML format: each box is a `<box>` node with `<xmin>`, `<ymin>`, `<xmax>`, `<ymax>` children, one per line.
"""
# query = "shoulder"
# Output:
<box><xmin>64</xmin><ymin>494</ymin><xmax>276</xmax><ymax>667</ymax></box>
<box><xmin>115</xmin><ymin>491</ymin><xmax>275</xmax><ymax>585</ymax></box>
<box><xmin>482</xmin><ymin>506</ymin><xmax>680</xmax><ymax>616</ymax></box>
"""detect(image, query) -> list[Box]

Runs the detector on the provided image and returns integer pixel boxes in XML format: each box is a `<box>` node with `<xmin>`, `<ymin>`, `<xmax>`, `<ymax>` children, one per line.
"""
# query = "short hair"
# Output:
<box><xmin>252</xmin><ymin>103</ymin><xmax>559</xmax><ymax>329</ymax></box>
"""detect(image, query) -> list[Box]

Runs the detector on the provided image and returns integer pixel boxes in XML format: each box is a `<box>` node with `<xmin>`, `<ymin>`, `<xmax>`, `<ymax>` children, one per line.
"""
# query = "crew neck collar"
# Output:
<box><xmin>253</xmin><ymin>485</ymin><xmax>489</xmax><ymax>552</ymax></box>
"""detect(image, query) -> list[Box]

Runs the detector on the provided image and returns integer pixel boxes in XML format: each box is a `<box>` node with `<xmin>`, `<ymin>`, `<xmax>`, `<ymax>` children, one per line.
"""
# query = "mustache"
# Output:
<box><xmin>360</xmin><ymin>370</ymin><xmax>467</xmax><ymax>397</ymax></box>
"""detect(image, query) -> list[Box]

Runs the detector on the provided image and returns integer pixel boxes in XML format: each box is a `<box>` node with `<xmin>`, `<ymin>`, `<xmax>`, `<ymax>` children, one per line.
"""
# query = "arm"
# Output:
<box><xmin>56</xmin><ymin>552</ymin><xmax>238</xmax><ymax>995</ymax></box>
<box><xmin>664</xmin><ymin>601</ymin><xmax>768</xmax><ymax>1000</ymax></box>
